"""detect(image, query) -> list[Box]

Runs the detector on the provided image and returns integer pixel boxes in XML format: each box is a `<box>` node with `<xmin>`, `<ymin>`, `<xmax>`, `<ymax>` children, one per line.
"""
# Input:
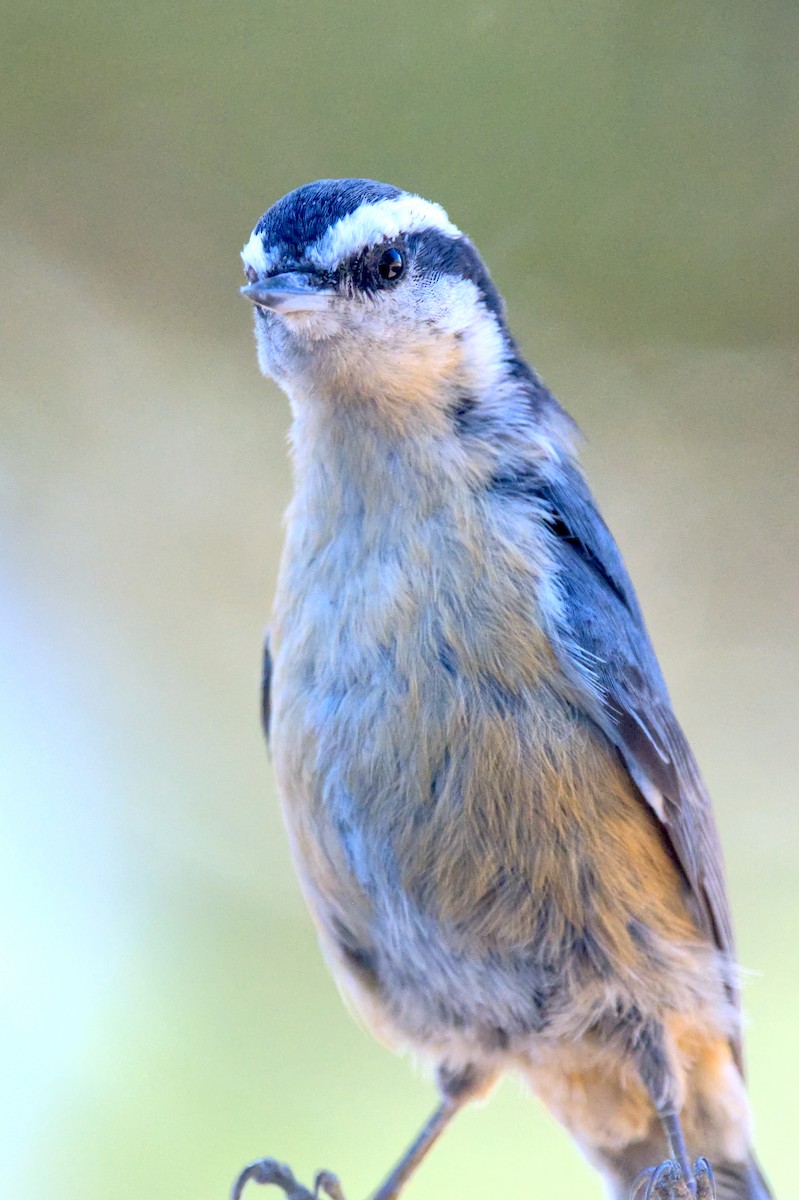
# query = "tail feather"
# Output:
<box><xmin>711</xmin><ymin>1155</ymin><xmax>773</xmax><ymax>1200</ymax></box>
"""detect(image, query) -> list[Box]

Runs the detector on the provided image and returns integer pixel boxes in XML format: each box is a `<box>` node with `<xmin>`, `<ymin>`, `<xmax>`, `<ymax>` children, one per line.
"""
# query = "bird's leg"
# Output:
<box><xmin>368</xmin><ymin>1065</ymin><xmax>487</xmax><ymax>1200</ymax></box>
<box><xmin>229</xmin><ymin>1108</ymin><xmax>456</xmax><ymax>1200</ymax></box>
<box><xmin>658</xmin><ymin>1107</ymin><xmax>694</xmax><ymax>1188</ymax></box>
<box><xmin>367</xmin><ymin>1097</ymin><xmax>460</xmax><ymax>1200</ymax></box>
<box><xmin>630</xmin><ymin>1023</ymin><xmax>716</xmax><ymax>1200</ymax></box>
<box><xmin>231</xmin><ymin>1066</ymin><xmax>486</xmax><ymax>1200</ymax></box>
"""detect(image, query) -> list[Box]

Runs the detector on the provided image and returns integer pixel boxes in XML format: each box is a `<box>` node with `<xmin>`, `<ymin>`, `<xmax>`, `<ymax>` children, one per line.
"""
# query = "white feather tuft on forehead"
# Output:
<box><xmin>306</xmin><ymin>194</ymin><xmax>461</xmax><ymax>271</ymax></box>
<box><xmin>241</xmin><ymin>228</ymin><xmax>281</xmax><ymax>277</ymax></box>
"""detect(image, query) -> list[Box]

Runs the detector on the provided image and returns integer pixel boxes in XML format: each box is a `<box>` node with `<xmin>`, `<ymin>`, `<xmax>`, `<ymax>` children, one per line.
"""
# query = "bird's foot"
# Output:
<box><xmin>231</xmin><ymin>1158</ymin><xmax>346</xmax><ymax>1200</ymax></box>
<box><xmin>631</xmin><ymin>1158</ymin><xmax>716</xmax><ymax>1200</ymax></box>
<box><xmin>314</xmin><ymin>1170</ymin><xmax>347</xmax><ymax>1200</ymax></box>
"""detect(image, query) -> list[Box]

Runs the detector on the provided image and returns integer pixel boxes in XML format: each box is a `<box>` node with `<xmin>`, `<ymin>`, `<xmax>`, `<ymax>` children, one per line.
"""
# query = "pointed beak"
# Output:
<box><xmin>240</xmin><ymin>272</ymin><xmax>336</xmax><ymax>314</ymax></box>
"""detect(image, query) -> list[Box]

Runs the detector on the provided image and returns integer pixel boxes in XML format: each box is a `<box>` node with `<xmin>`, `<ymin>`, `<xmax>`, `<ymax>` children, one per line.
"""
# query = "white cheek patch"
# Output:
<box><xmin>306</xmin><ymin>195</ymin><xmax>461</xmax><ymax>272</ymax></box>
<box><xmin>415</xmin><ymin>276</ymin><xmax>506</xmax><ymax>383</ymax></box>
<box><xmin>418</xmin><ymin>275</ymin><xmax>479</xmax><ymax>334</ymax></box>
<box><xmin>459</xmin><ymin>301</ymin><xmax>508</xmax><ymax>386</ymax></box>
<box><xmin>241</xmin><ymin>228</ymin><xmax>281</xmax><ymax>277</ymax></box>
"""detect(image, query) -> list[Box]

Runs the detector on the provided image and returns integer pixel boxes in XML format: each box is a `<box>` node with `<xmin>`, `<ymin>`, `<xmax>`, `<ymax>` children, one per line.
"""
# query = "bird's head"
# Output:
<box><xmin>240</xmin><ymin>179</ymin><xmax>512</xmax><ymax>421</ymax></box>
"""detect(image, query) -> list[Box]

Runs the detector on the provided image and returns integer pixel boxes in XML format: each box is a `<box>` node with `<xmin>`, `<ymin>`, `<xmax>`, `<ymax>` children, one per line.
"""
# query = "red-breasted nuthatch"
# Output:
<box><xmin>235</xmin><ymin>179</ymin><xmax>771</xmax><ymax>1200</ymax></box>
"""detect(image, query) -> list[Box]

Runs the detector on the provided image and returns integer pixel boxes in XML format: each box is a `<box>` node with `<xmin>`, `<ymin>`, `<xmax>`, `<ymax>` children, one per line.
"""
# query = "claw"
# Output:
<box><xmin>694</xmin><ymin>1158</ymin><xmax>716</xmax><ymax>1200</ymax></box>
<box><xmin>631</xmin><ymin>1160</ymin><xmax>693</xmax><ymax>1200</ymax></box>
<box><xmin>631</xmin><ymin>1167</ymin><xmax>653</xmax><ymax>1200</ymax></box>
<box><xmin>231</xmin><ymin>1158</ymin><xmax>316</xmax><ymax>1200</ymax></box>
<box><xmin>646</xmin><ymin>1161</ymin><xmax>684</xmax><ymax>1200</ymax></box>
<box><xmin>314</xmin><ymin>1170</ymin><xmax>346</xmax><ymax>1200</ymax></box>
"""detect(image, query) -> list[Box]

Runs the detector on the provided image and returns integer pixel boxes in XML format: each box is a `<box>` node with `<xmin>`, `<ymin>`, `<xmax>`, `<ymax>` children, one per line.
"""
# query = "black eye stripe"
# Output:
<box><xmin>339</xmin><ymin>238</ymin><xmax>407</xmax><ymax>293</ymax></box>
<box><xmin>331</xmin><ymin>228</ymin><xmax>505</xmax><ymax>319</ymax></box>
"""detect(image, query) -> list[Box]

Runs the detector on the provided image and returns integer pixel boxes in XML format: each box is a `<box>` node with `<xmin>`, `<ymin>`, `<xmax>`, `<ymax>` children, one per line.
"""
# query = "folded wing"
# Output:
<box><xmin>534</xmin><ymin>462</ymin><xmax>740</xmax><ymax>1067</ymax></box>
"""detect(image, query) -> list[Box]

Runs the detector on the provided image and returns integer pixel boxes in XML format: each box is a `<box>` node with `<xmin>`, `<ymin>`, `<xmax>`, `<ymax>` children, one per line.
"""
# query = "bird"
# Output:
<box><xmin>234</xmin><ymin>178</ymin><xmax>772</xmax><ymax>1200</ymax></box>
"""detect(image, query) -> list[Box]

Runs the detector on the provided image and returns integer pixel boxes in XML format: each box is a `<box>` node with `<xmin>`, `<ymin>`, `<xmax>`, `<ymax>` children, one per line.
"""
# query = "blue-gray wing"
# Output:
<box><xmin>536</xmin><ymin>463</ymin><xmax>739</xmax><ymax>1055</ymax></box>
<box><xmin>261</xmin><ymin>632</ymin><xmax>272</xmax><ymax>749</ymax></box>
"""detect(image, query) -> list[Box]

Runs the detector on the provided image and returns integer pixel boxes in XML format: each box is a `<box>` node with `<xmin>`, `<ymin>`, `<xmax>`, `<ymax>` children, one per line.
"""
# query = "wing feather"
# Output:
<box><xmin>532</xmin><ymin>465</ymin><xmax>741</xmax><ymax>1066</ymax></box>
<box><xmin>261</xmin><ymin>632</ymin><xmax>272</xmax><ymax>749</ymax></box>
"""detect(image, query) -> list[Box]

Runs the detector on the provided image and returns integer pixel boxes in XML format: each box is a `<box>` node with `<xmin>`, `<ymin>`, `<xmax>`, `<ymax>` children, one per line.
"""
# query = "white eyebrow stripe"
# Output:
<box><xmin>241</xmin><ymin>228</ymin><xmax>281</xmax><ymax>276</ymax></box>
<box><xmin>306</xmin><ymin>194</ymin><xmax>462</xmax><ymax>270</ymax></box>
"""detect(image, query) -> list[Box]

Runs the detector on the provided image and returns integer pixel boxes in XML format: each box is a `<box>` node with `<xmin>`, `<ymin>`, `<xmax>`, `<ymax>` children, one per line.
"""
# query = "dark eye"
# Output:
<box><xmin>244</xmin><ymin>264</ymin><xmax>258</xmax><ymax>283</ymax></box>
<box><xmin>378</xmin><ymin>247</ymin><xmax>404</xmax><ymax>282</ymax></box>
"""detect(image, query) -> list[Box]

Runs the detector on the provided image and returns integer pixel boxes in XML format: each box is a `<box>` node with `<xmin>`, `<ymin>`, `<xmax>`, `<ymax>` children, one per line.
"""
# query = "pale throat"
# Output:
<box><xmin>288</xmin><ymin>394</ymin><xmax>471</xmax><ymax>522</ymax></box>
<box><xmin>280</xmin><ymin>307</ymin><xmax>510</xmax><ymax>537</ymax></box>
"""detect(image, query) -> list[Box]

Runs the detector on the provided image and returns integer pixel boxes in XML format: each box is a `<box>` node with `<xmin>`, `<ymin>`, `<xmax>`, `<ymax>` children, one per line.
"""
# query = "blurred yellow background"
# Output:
<box><xmin>2</xmin><ymin>3</ymin><xmax>797</xmax><ymax>1198</ymax></box>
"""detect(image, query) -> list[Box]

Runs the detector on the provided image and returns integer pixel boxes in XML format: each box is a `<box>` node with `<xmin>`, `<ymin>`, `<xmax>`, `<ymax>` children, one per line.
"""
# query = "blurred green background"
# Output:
<box><xmin>2</xmin><ymin>2</ymin><xmax>797</xmax><ymax>1198</ymax></box>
